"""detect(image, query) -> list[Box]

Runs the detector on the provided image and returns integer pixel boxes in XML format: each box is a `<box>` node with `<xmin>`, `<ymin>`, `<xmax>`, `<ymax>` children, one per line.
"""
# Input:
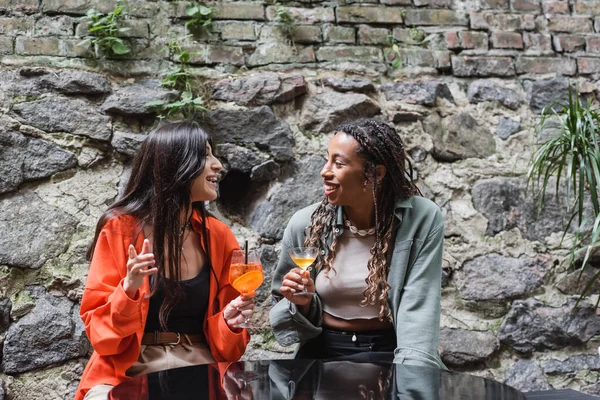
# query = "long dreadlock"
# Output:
<box><xmin>303</xmin><ymin>118</ymin><xmax>420</xmax><ymax>322</ymax></box>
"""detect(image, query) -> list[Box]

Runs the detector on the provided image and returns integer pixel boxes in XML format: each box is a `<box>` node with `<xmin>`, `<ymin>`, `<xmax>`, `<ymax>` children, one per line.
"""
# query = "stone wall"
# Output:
<box><xmin>1</xmin><ymin>0</ymin><xmax>600</xmax><ymax>398</ymax></box>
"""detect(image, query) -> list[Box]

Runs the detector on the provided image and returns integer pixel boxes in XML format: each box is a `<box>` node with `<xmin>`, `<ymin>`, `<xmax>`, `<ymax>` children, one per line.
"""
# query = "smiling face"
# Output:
<box><xmin>190</xmin><ymin>143</ymin><xmax>223</xmax><ymax>202</ymax></box>
<box><xmin>320</xmin><ymin>132</ymin><xmax>373</xmax><ymax>210</ymax></box>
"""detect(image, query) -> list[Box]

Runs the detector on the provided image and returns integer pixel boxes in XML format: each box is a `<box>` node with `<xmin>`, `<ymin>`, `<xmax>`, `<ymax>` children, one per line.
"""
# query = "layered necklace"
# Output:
<box><xmin>178</xmin><ymin>220</ymin><xmax>192</xmax><ymax>253</ymax></box>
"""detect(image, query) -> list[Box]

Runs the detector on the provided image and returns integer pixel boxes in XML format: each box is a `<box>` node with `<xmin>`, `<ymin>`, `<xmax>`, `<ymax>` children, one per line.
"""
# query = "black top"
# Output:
<box><xmin>144</xmin><ymin>266</ymin><xmax>210</xmax><ymax>334</ymax></box>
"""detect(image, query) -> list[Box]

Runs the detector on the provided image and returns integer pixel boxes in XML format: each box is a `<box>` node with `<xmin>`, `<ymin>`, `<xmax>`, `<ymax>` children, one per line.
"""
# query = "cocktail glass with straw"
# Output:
<box><xmin>229</xmin><ymin>241</ymin><xmax>264</xmax><ymax>329</ymax></box>
<box><xmin>289</xmin><ymin>247</ymin><xmax>318</xmax><ymax>296</ymax></box>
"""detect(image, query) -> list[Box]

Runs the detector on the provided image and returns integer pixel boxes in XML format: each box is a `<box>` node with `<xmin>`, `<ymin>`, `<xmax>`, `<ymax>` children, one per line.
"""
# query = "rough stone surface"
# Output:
<box><xmin>213</xmin><ymin>73</ymin><xmax>307</xmax><ymax>106</ymax></box>
<box><xmin>250</xmin><ymin>155</ymin><xmax>325</xmax><ymax>240</ymax></box>
<box><xmin>556</xmin><ymin>266</ymin><xmax>600</xmax><ymax>295</ymax></box>
<box><xmin>5</xmin><ymin>67</ymin><xmax>112</xmax><ymax>95</ymax></box>
<box><xmin>12</xmin><ymin>96</ymin><xmax>112</xmax><ymax>140</ymax></box>
<box><xmin>467</xmin><ymin>79</ymin><xmax>523</xmax><ymax>110</ymax></box>
<box><xmin>541</xmin><ymin>355</ymin><xmax>600</xmax><ymax>374</ymax></box>
<box><xmin>504</xmin><ymin>360</ymin><xmax>552</xmax><ymax>392</ymax></box>
<box><xmin>0</xmin><ymin>191</ymin><xmax>78</xmax><ymax>269</ymax></box>
<box><xmin>0</xmin><ymin>298</ymin><xmax>11</xmax><ymax>335</ymax></box>
<box><xmin>439</xmin><ymin>328</ymin><xmax>499</xmax><ymax>367</ymax></box>
<box><xmin>299</xmin><ymin>90</ymin><xmax>381</xmax><ymax>134</ymax></box>
<box><xmin>217</xmin><ymin>143</ymin><xmax>263</xmax><ymax>173</ymax></box>
<box><xmin>102</xmin><ymin>79</ymin><xmax>179</xmax><ymax>116</ymax></box>
<box><xmin>111</xmin><ymin>130</ymin><xmax>147</xmax><ymax>157</ymax></box>
<box><xmin>2</xmin><ymin>286</ymin><xmax>89</xmax><ymax>373</ymax></box>
<box><xmin>321</xmin><ymin>77</ymin><xmax>375</xmax><ymax>93</ymax></box>
<box><xmin>456</xmin><ymin>254</ymin><xmax>552</xmax><ymax>301</ymax></box>
<box><xmin>251</xmin><ymin>160</ymin><xmax>281</xmax><ymax>182</ymax></box>
<box><xmin>471</xmin><ymin>177</ymin><xmax>585</xmax><ymax>241</ymax></box>
<box><xmin>523</xmin><ymin>77</ymin><xmax>571</xmax><ymax>114</ymax></box>
<box><xmin>498</xmin><ymin>298</ymin><xmax>600</xmax><ymax>353</ymax></box>
<box><xmin>496</xmin><ymin>117</ymin><xmax>520</xmax><ymax>139</ymax></box>
<box><xmin>380</xmin><ymin>80</ymin><xmax>453</xmax><ymax>106</ymax></box>
<box><xmin>207</xmin><ymin>106</ymin><xmax>294</xmax><ymax>162</ymax></box>
<box><xmin>424</xmin><ymin>112</ymin><xmax>496</xmax><ymax>162</ymax></box>
<box><xmin>0</xmin><ymin>130</ymin><xmax>77</xmax><ymax>194</ymax></box>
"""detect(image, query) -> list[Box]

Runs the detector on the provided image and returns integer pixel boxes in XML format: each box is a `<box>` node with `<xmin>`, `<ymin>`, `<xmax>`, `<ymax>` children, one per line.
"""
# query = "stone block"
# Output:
<box><xmin>214</xmin><ymin>3</ymin><xmax>265</xmax><ymax>20</ymax></box>
<box><xmin>574</xmin><ymin>0</ymin><xmax>600</xmax><ymax>15</ymax></box>
<box><xmin>42</xmin><ymin>0</ymin><xmax>118</xmax><ymax>15</ymax></box>
<box><xmin>316</xmin><ymin>46</ymin><xmax>381</xmax><ymax>63</ymax></box>
<box><xmin>523</xmin><ymin>32</ymin><xmax>553</xmax><ymax>55</ymax></box>
<box><xmin>60</xmin><ymin>38</ymin><xmax>93</xmax><ymax>57</ymax></box>
<box><xmin>553</xmin><ymin>34</ymin><xmax>586</xmax><ymax>52</ymax></box>
<box><xmin>491</xmin><ymin>31</ymin><xmax>523</xmax><ymax>49</ymax></box>
<box><xmin>219</xmin><ymin>22</ymin><xmax>256</xmax><ymax>41</ymax></box>
<box><xmin>413</xmin><ymin>0</ymin><xmax>452</xmax><ymax>7</ymax></box>
<box><xmin>35</xmin><ymin>16</ymin><xmax>75</xmax><ymax>36</ymax></box>
<box><xmin>516</xmin><ymin>56</ymin><xmax>576</xmax><ymax>75</ymax></box>
<box><xmin>292</xmin><ymin>25</ymin><xmax>322</xmax><ymax>44</ymax></box>
<box><xmin>404</xmin><ymin>10</ymin><xmax>468</xmax><ymax>26</ymax></box>
<box><xmin>324</xmin><ymin>25</ymin><xmax>355</xmax><ymax>44</ymax></box>
<box><xmin>265</xmin><ymin>6</ymin><xmax>334</xmax><ymax>24</ymax></box>
<box><xmin>578</xmin><ymin>57</ymin><xmax>600</xmax><ymax>74</ymax></box>
<box><xmin>7</xmin><ymin>0</ymin><xmax>38</xmax><ymax>13</ymax></box>
<box><xmin>187</xmin><ymin>44</ymin><xmax>245</xmax><ymax>66</ymax></box>
<box><xmin>587</xmin><ymin>36</ymin><xmax>600</xmax><ymax>53</ymax></box>
<box><xmin>470</xmin><ymin>12</ymin><xmax>535</xmax><ymax>31</ymax></box>
<box><xmin>452</xmin><ymin>56</ymin><xmax>515</xmax><ymax>76</ymax></box>
<box><xmin>0</xmin><ymin>17</ymin><xmax>34</xmax><ymax>35</ymax></box>
<box><xmin>247</xmin><ymin>43</ymin><xmax>315</xmax><ymax>66</ymax></box>
<box><xmin>398</xmin><ymin>48</ymin><xmax>451</xmax><ymax>69</ymax></box>
<box><xmin>481</xmin><ymin>0</ymin><xmax>510</xmax><ymax>9</ymax></box>
<box><xmin>542</xmin><ymin>0</ymin><xmax>569</xmax><ymax>14</ymax></box>
<box><xmin>511</xmin><ymin>0</ymin><xmax>541</xmax><ymax>12</ymax></box>
<box><xmin>337</xmin><ymin>6</ymin><xmax>403</xmax><ymax>24</ymax></box>
<box><xmin>127</xmin><ymin>2</ymin><xmax>165</xmax><ymax>18</ymax></box>
<box><xmin>0</xmin><ymin>35</ymin><xmax>13</xmax><ymax>55</ymax></box>
<box><xmin>596</xmin><ymin>17</ymin><xmax>600</xmax><ymax>33</ymax></box>
<box><xmin>380</xmin><ymin>0</ymin><xmax>412</xmax><ymax>4</ymax></box>
<box><xmin>547</xmin><ymin>16</ymin><xmax>593</xmax><ymax>33</ymax></box>
<box><xmin>15</xmin><ymin>37</ymin><xmax>60</xmax><ymax>56</ymax></box>
<box><xmin>445</xmin><ymin>31</ymin><xmax>488</xmax><ymax>50</ymax></box>
<box><xmin>358</xmin><ymin>25</ymin><xmax>390</xmax><ymax>45</ymax></box>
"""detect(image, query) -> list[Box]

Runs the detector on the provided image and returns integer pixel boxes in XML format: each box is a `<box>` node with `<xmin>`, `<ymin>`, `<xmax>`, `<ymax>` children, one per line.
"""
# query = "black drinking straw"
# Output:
<box><xmin>244</xmin><ymin>240</ymin><xmax>248</xmax><ymax>264</ymax></box>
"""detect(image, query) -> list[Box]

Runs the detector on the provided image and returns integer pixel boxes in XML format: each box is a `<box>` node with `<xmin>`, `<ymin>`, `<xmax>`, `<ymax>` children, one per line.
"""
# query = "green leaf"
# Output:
<box><xmin>186</xmin><ymin>6</ymin><xmax>199</xmax><ymax>16</ymax></box>
<box><xmin>199</xmin><ymin>6</ymin><xmax>213</xmax><ymax>15</ymax></box>
<box><xmin>145</xmin><ymin>100</ymin><xmax>167</xmax><ymax>107</ymax></box>
<box><xmin>111</xmin><ymin>41</ymin><xmax>130</xmax><ymax>54</ymax></box>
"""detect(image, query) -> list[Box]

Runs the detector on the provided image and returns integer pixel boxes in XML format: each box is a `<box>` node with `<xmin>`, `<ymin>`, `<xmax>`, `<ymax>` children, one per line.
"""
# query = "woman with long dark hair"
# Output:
<box><xmin>76</xmin><ymin>121</ymin><xmax>254</xmax><ymax>400</ymax></box>
<box><xmin>270</xmin><ymin>118</ymin><xmax>445</xmax><ymax>367</ymax></box>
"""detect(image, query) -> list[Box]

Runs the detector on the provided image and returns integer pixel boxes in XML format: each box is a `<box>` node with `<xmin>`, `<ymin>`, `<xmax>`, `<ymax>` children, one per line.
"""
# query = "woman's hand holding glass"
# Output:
<box><xmin>224</xmin><ymin>293</ymin><xmax>256</xmax><ymax>329</ymax></box>
<box><xmin>280</xmin><ymin>247</ymin><xmax>318</xmax><ymax>306</ymax></box>
<box><xmin>227</xmin><ymin>249</ymin><xmax>263</xmax><ymax>329</ymax></box>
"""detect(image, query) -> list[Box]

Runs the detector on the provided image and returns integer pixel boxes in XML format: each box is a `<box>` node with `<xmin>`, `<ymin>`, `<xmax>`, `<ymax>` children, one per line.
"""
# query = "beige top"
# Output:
<box><xmin>315</xmin><ymin>229</ymin><xmax>380</xmax><ymax>320</ymax></box>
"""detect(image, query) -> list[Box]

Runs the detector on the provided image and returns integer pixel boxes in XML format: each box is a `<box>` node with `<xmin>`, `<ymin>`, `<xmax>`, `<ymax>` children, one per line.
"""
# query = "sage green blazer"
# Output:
<box><xmin>269</xmin><ymin>196</ymin><xmax>446</xmax><ymax>369</ymax></box>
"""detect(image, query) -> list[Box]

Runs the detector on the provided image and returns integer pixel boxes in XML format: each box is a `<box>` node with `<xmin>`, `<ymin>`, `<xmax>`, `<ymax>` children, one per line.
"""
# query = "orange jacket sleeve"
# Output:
<box><xmin>80</xmin><ymin>218</ymin><xmax>145</xmax><ymax>357</ymax></box>
<box><xmin>205</xmin><ymin>220</ymin><xmax>250</xmax><ymax>361</ymax></box>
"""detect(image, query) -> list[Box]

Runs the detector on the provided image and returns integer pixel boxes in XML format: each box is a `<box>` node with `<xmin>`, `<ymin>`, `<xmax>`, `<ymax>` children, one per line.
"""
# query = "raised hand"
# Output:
<box><xmin>280</xmin><ymin>267</ymin><xmax>314</xmax><ymax>306</ymax></box>
<box><xmin>123</xmin><ymin>239</ymin><xmax>157</xmax><ymax>298</ymax></box>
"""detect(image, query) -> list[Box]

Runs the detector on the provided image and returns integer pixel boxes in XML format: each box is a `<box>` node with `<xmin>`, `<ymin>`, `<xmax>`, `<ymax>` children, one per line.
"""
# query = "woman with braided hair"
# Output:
<box><xmin>270</xmin><ymin>118</ymin><xmax>445</xmax><ymax>367</ymax></box>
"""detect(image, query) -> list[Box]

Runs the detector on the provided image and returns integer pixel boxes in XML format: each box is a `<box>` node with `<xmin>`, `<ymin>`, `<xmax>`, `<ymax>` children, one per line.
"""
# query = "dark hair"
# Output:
<box><xmin>303</xmin><ymin>118</ymin><xmax>420</xmax><ymax>321</ymax></box>
<box><xmin>87</xmin><ymin>120</ymin><xmax>216</xmax><ymax>330</ymax></box>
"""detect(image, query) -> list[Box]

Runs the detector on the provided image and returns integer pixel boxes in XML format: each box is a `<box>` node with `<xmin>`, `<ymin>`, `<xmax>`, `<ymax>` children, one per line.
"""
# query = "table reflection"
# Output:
<box><xmin>109</xmin><ymin>359</ymin><xmax>526</xmax><ymax>400</ymax></box>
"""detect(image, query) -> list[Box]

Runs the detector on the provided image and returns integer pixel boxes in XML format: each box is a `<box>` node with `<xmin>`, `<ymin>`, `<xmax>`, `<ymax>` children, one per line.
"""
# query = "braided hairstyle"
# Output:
<box><xmin>303</xmin><ymin>118</ymin><xmax>420</xmax><ymax>322</ymax></box>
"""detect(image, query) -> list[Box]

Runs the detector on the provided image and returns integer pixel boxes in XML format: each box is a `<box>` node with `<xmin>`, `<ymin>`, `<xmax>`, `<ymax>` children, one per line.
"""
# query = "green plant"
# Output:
<box><xmin>79</xmin><ymin>2</ymin><xmax>131</xmax><ymax>56</ymax></box>
<box><xmin>185</xmin><ymin>3</ymin><xmax>214</xmax><ymax>32</ymax></box>
<box><xmin>276</xmin><ymin>7</ymin><xmax>295</xmax><ymax>45</ymax></box>
<box><xmin>527</xmin><ymin>87</ymin><xmax>600</xmax><ymax>306</ymax></box>
<box><xmin>385</xmin><ymin>28</ymin><xmax>436</xmax><ymax>71</ymax></box>
<box><xmin>147</xmin><ymin>36</ymin><xmax>209</xmax><ymax>119</ymax></box>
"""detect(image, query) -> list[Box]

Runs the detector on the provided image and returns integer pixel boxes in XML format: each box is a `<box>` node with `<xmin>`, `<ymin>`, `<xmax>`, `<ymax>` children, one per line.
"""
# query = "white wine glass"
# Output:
<box><xmin>289</xmin><ymin>246</ymin><xmax>318</xmax><ymax>296</ymax></box>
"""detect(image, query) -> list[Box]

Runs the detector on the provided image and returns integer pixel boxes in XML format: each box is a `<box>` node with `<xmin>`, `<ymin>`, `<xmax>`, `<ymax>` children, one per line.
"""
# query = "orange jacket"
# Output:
<box><xmin>75</xmin><ymin>210</ymin><xmax>250</xmax><ymax>400</ymax></box>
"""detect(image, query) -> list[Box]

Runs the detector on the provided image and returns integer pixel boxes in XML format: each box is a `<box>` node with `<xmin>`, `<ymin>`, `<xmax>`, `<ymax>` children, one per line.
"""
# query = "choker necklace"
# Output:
<box><xmin>344</xmin><ymin>219</ymin><xmax>376</xmax><ymax>237</ymax></box>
